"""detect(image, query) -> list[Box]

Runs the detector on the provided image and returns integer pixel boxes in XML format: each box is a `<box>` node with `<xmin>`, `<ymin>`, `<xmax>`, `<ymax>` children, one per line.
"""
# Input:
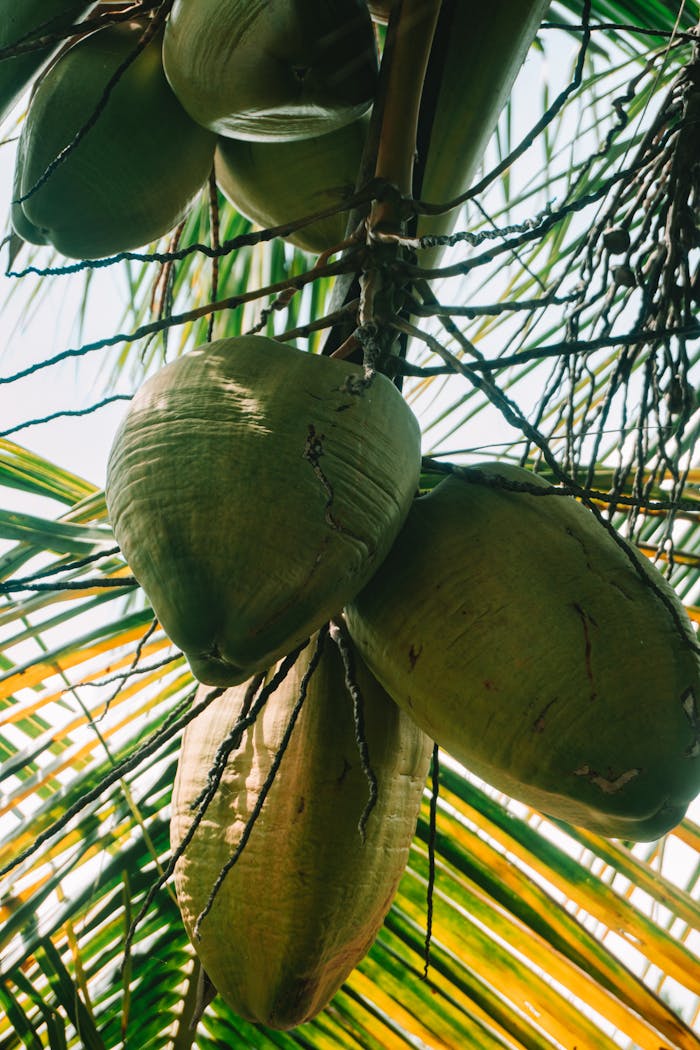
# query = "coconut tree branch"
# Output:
<box><xmin>370</xmin><ymin>0</ymin><xmax>442</xmax><ymax>229</ymax></box>
<box><xmin>319</xmin><ymin>0</ymin><xmax>441</xmax><ymax>357</ymax></box>
<box><xmin>0</xmin><ymin>395</ymin><xmax>132</xmax><ymax>438</ymax></box>
<box><xmin>0</xmin><ymin>1</ymin><xmax>167</xmax><ymax>60</ymax></box>
<box><xmin>329</xmin><ymin>619</ymin><xmax>378</xmax><ymax>841</ymax></box>
<box><xmin>5</xmin><ymin>184</ymin><xmax>379</xmax><ymax>278</ymax></box>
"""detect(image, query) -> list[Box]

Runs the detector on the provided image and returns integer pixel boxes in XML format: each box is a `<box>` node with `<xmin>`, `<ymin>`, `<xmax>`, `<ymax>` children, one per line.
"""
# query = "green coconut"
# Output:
<box><xmin>171</xmin><ymin>634</ymin><xmax>432</xmax><ymax>1030</ymax></box>
<box><xmin>162</xmin><ymin>0</ymin><xmax>378</xmax><ymax>140</ymax></box>
<box><xmin>345</xmin><ymin>464</ymin><xmax>700</xmax><ymax>840</ymax></box>
<box><xmin>0</xmin><ymin>0</ymin><xmax>97</xmax><ymax>123</ymax></box>
<box><xmin>12</xmin><ymin>18</ymin><xmax>216</xmax><ymax>259</ymax></box>
<box><xmin>105</xmin><ymin>336</ymin><xmax>421</xmax><ymax>686</ymax></box>
<box><xmin>413</xmin><ymin>0</ymin><xmax>549</xmax><ymax>267</ymax></box>
<box><xmin>215</xmin><ymin>114</ymin><xmax>368</xmax><ymax>253</ymax></box>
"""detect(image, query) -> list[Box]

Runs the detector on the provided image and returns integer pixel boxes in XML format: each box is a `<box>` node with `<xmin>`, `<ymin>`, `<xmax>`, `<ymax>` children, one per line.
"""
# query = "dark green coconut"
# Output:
<box><xmin>346</xmin><ymin>464</ymin><xmax>700</xmax><ymax>840</ymax></box>
<box><xmin>12</xmin><ymin>19</ymin><xmax>216</xmax><ymax>258</ymax></box>
<box><xmin>106</xmin><ymin>336</ymin><xmax>421</xmax><ymax>686</ymax></box>
<box><xmin>215</xmin><ymin>114</ymin><xmax>368</xmax><ymax>253</ymax></box>
<box><xmin>0</xmin><ymin>0</ymin><xmax>97</xmax><ymax>123</ymax></box>
<box><xmin>162</xmin><ymin>0</ymin><xmax>378</xmax><ymax>140</ymax></box>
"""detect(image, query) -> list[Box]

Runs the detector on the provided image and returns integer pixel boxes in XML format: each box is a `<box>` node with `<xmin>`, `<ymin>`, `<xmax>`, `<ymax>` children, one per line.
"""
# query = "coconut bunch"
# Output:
<box><xmin>210</xmin><ymin>0</ymin><xmax>553</xmax><ymax>257</ymax></box>
<box><xmin>106</xmin><ymin>333</ymin><xmax>428</xmax><ymax>1028</ymax></box>
<box><xmin>163</xmin><ymin>0</ymin><xmax>379</xmax><ymax>253</ymax></box>
<box><xmin>8</xmin><ymin>0</ymin><xmax>379</xmax><ymax>258</ymax></box>
<box><xmin>106</xmin><ymin>334</ymin><xmax>700</xmax><ymax>1032</ymax></box>
<box><xmin>5</xmin><ymin>0</ymin><xmax>556</xmax><ymax>259</ymax></box>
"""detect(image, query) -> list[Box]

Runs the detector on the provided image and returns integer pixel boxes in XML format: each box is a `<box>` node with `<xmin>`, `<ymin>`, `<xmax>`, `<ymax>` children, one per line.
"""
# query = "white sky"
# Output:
<box><xmin>0</xmin><ymin>157</ymin><xmax>130</xmax><ymax>489</ymax></box>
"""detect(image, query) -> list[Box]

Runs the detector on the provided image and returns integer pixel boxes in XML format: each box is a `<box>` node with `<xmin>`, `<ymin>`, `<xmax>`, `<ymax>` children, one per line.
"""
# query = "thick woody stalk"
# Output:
<box><xmin>370</xmin><ymin>0</ymin><xmax>442</xmax><ymax>232</ymax></box>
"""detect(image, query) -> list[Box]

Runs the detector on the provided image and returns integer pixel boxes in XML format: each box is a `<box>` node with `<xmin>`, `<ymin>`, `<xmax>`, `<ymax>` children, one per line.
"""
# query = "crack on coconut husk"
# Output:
<box><xmin>571</xmin><ymin>602</ymin><xmax>599</xmax><ymax>703</ymax></box>
<box><xmin>532</xmin><ymin>697</ymin><xmax>558</xmax><ymax>734</ymax></box>
<box><xmin>303</xmin><ymin>424</ymin><xmax>368</xmax><ymax>546</ymax></box>
<box><xmin>573</xmin><ymin>763</ymin><xmax>641</xmax><ymax>794</ymax></box>
<box><xmin>565</xmin><ymin>526</ymin><xmax>633</xmax><ymax>603</ymax></box>
<box><xmin>408</xmin><ymin>642</ymin><xmax>422</xmax><ymax>670</ymax></box>
<box><xmin>460</xmin><ymin>466</ymin><xmax>700</xmax><ymax>662</ymax></box>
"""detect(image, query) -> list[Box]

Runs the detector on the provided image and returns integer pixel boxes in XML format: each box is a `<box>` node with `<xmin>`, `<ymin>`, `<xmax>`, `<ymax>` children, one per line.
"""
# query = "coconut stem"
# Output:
<box><xmin>369</xmin><ymin>0</ymin><xmax>442</xmax><ymax>234</ymax></box>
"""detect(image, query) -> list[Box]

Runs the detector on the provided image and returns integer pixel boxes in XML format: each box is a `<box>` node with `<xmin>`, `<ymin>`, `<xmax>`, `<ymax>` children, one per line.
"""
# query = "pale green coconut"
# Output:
<box><xmin>162</xmin><ymin>0</ymin><xmax>378</xmax><ymax>140</ymax></box>
<box><xmin>346</xmin><ymin>464</ymin><xmax>700</xmax><ymax>840</ymax></box>
<box><xmin>106</xmin><ymin>336</ymin><xmax>421</xmax><ymax>686</ymax></box>
<box><xmin>171</xmin><ymin>634</ymin><xmax>432</xmax><ymax>1029</ymax></box>
<box><xmin>215</xmin><ymin>114</ymin><xmax>368</xmax><ymax>253</ymax></box>
<box><xmin>413</xmin><ymin>0</ymin><xmax>549</xmax><ymax>267</ymax></box>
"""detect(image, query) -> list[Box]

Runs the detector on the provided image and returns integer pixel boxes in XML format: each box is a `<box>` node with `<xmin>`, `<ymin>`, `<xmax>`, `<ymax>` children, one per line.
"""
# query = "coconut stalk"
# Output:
<box><xmin>329</xmin><ymin>0</ymin><xmax>551</xmax><ymax>358</ymax></box>
<box><xmin>369</xmin><ymin>0</ymin><xmax>442</xmax><ymax>229</ymax></box>
<box><xmin>322</xmin><ymin>0</ymin><xmax>440</xmax><ymax>359</ymax></box>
